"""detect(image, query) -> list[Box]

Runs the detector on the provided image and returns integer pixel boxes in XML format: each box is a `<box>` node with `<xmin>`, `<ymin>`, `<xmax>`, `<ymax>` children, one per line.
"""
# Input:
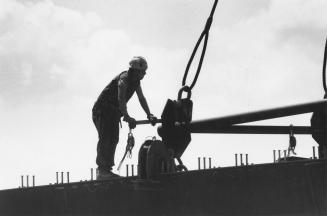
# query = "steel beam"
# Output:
<box><xmin>190</xmin><ymin>125</ymin><xmax>314</xmax><ymax>134</ymax></box>
<box><xmin>190</xmin><ymin>99</ymin><xmax>327</xmax><ymax>131</ymax></box>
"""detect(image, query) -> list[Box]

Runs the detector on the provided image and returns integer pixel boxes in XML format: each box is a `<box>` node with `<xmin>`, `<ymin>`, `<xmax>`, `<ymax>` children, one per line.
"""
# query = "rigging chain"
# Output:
<box><xmin>182</xmin><ymin>0</ymin><xmax>219</xmax><ymax>91</ymax></box>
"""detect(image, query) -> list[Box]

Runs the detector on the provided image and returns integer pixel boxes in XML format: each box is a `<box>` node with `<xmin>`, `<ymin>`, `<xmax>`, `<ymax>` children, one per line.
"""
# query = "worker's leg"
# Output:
<box><xmin>93</xmin><ymin>109</ymin><xmax>120</xmax><ymax>172</ymax></box>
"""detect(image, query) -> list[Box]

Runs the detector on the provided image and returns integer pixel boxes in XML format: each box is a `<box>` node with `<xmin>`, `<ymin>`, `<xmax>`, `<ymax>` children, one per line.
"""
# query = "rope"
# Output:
<box><xmin>182</xmin><ymin>0</ymin><xmax>219</xmax><ymax>90</ymax></box>
<box><xmin>323</xmin><ymin>37</ymin><xmax>327</xmax><ymax>93</ymax></box>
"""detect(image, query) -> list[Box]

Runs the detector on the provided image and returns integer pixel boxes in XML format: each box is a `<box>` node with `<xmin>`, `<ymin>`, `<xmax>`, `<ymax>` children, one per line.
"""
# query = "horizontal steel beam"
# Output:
<box><xmin>190</xmin><ymin>125</ymin><xmax>316</xmax><ymax>134</ymax></box>
<box><xmin>190</xmin><ymin>99</ymin><xmax>327</xmax><ymax>131</ymax></box>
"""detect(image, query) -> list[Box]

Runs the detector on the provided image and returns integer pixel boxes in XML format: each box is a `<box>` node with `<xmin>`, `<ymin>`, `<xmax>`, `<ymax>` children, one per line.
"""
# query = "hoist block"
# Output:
<box><xmin>157</xmin><ymin>99</ymin><xmax>192</xmax><ymax>158</ymax></box>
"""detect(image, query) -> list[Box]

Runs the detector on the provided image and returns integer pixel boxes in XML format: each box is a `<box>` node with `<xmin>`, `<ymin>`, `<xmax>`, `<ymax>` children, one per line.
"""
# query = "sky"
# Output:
<box><xmin>0</xmin><ymin>0</ymin><xmax>326</xmax><ymax>189</ymax></box>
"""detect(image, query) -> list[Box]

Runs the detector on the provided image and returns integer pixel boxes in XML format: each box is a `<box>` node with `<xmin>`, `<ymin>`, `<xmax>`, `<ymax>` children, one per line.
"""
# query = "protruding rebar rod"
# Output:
<box><xmin>26</xmin><ymin>175</ymin><xmax>29</xmax><ymax>188</ymax></box>
<box><xmin>283</xmin><ymin>150</ymin><xmax>287</xmax><ymax>160</ymax></box>
<box><xmin>209</xmin><ymin>157</ymin><xmax>212</xmax><ymax>169</ymax></box>
<box><xmin>313</xmin><ymin>146</ymin><xmax>316</xmax><ymax>159</ymax></box>
<box><xmin>126</xmin><ymin>164</ymin><xmax>129</xmax><ymax>177</ymax></box>
<box><xmin>21</xmin><ymin>175</ymin><xmax>24</xmax><ymax>188</ymax></box>
<box><xmin>132</xmin><ymin>165</ymin><xmax>135</xmax><ymax>176</ymax></box>
<box><xmin>198</xmin><ymin>157</ymin><xmax>201</xmax><ymax>170</ymax></box>
<box><xmin>278</xmin><ymin>150</ymin><xmax>281</xmax><ymax>160</ymax></box>
<box><xmin>246</xmin><ymin>154</ymin><xmax>248</xmax><ymax>165</ymax></box>
<box><xmin>203</xmin><ymin>157</ymin><xmax>206</xmax><ymax>169</ymax></box>
<box><xmin>67</xmin><ymin>172</ymin><xmax>70</xmax><ymax>183</ymax></box>
<box><xmin>235</xmin><ymin>154</ymin><xmax>238</xmax><ymax>166</ymax></box>
<box><xmin>61</xmin><ymin>172</ymin><xmax>64</xmax><ymax>184</ymax></box>
<box><xmin>273</xmin><ymin>150</ymin><xmax>276</xmax><ymax>163</ymax></box>
<box><xmin>56</xmin><ymin>172</ymin><xmax>59</xmax><ymax>184</ymax></box>
<box><xmin>240</xmin><ymin>154</ymin><xmax>243</xmax><ymax>166</ymax></box>
<box><xmin>91</xmin><ymin>168</ymin><xmax>94</xmax><ymax>181</ymax></box>
<box><xmin>32</xmin><ymin>175</ymin><xmax>35</xmax><ymax>187</ymax></box>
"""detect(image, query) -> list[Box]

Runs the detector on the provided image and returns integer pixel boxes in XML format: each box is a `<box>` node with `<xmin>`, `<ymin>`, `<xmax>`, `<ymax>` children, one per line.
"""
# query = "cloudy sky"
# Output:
<box><xmin>0</xmin><ymin>0</ymin><xmax>326</xmax><ymax>189</ymax></box>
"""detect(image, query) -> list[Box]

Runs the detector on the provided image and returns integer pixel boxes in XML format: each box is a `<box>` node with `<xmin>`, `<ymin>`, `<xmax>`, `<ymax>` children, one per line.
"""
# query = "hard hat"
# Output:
<box><xmin>129</xmin><ymin>56</ymin><xmax>148</xmax><ymax>71</ymax></box>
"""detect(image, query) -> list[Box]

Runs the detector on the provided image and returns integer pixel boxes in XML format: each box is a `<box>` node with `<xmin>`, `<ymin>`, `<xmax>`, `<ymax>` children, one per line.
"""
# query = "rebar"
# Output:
<box><xmin>209</xmin><ymin>157</ymin><xmax>212</xmax><ymax>169</ymax></box>
<box><xmin>67</xmin><ymin>172</ymin><xmax>70</xmax><ymax>183</ymax></box>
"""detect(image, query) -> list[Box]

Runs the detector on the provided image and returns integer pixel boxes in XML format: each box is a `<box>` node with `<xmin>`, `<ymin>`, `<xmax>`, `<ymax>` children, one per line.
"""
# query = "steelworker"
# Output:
<box><xmin>92</xmin><ymin>56</ymin><xmax>157</xmax><ymax>179</ymax></box>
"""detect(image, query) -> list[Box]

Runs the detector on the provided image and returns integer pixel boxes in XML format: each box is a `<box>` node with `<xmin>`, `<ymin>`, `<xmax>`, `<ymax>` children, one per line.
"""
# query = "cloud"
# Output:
<box><xmin>0</xmin><ymin>0</ymin><xmax>130</xmax><ymax>107</ymax></box>
<box><xmin>0</xmin><ymin>0</ymin><xmax>190</xmax><ymax>111</ymax></box>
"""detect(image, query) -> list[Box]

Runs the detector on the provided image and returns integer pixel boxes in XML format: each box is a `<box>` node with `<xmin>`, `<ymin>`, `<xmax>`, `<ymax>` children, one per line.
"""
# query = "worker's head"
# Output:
<box><xmin>129</xmin><ymin>56</ymin><xmax>147</xmax><ymax>80</ymax></box>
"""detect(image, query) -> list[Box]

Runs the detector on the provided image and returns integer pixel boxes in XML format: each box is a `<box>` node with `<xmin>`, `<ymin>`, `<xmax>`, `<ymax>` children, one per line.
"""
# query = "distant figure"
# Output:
<box><xmin>92</xmin><ymin>56</ymin><xmax>157</xmax><ymax>179</ymax></box>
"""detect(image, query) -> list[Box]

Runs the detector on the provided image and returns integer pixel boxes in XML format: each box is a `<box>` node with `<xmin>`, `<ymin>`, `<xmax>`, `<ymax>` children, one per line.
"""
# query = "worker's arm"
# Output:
<box><xmin>136</xmin><ymin>85</ymin><xmax>151</xmax><ymax>117</ymax></box>
<box><xmin>118</xmin><ymin>79</ymin><xmax>132</xmax><ymax>120</ymax></box>
<box><xmin>136</xmin><ymin>85</ymin><xmax>157</xmax><ymax>125</ymax></box>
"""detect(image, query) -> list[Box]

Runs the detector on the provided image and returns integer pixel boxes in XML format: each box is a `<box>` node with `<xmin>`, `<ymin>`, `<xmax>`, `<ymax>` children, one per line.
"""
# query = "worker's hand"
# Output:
<box><xmin>123</xmin><ymin>116</ymin><xmax>136</xmax><ymax>129</ymax></box>
<box><xmin>147</xmin><ymin>114</ymin><xmax>158</xmax><ymax>126</ymax></box>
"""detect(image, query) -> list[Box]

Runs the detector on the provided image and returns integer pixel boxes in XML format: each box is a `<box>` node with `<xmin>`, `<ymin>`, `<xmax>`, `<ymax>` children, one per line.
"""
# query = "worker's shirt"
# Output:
<box><xmin>93</xmin><ymin>71</ymin><xmax>140</xmax><ymax>113</ymax></box>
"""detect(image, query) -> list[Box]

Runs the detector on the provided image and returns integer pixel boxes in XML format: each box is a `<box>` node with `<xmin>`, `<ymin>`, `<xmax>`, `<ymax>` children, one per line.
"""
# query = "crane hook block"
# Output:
<box><xmin>157</xmin><ymin>98</ymin><xmax>193</xmax><ymax>159</ymax></box>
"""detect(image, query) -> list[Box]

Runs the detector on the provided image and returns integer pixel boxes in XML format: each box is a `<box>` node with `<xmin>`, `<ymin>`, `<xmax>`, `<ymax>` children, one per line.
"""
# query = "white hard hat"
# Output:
<box><xmin>129</xmin><ymin>56</ymin><xmax>148</xmax><ymax>71</ymax></box>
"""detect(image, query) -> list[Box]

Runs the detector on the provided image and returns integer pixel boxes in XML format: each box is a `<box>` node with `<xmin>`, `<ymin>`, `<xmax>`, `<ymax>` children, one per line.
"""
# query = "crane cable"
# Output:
<box><xmin>323</xmin><ymin>37</ymin><xmax>327</xmax><ymax>95</ymax></box>
<box><xmin>181</xmin><ymin>0</ymin><xmax>219</xmax><ymax>92</ymax></box>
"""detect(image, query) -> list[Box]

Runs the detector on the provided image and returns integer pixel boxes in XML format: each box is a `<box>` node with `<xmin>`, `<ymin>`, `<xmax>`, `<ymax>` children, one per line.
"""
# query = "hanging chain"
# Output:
<box><xmin>117</xmin><ymin>129</ymin><xmax>135</xmax><ymax>171</ymax></box>
<box><xmin>288</xmin><ymin>124</ymin><xmax>297</xmax><ymax>156</ymax></box>
<box><xmin>126</xmin><ymin>130</ymin><xmax>135</xmax><ymax>158</ymax></box>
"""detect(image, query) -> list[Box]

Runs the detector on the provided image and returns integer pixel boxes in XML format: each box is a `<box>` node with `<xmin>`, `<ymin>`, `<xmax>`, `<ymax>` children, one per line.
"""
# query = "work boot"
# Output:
<box><xmin>96</xmin><ymin>169</ymin><xmax>120</xmax><ymax>180</ymax></box>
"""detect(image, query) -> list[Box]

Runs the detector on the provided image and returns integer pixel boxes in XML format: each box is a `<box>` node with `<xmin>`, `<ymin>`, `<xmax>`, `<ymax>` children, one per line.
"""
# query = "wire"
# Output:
<box><xmin>323</xmin><ymin>37</ymin><xmax>327</xmax><ymax>93</ymax></box>
<box><xmin>182</xmin><ymin>0</ymin><xmax>219</xmax><ymax>91</ymax></box>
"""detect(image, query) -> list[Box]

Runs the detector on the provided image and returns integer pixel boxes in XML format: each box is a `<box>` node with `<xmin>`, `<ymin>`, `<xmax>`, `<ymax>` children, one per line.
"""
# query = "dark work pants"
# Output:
<box><xmin>92</xmin><ymin>107</ymin><xmax>120</xmax><ymax>172</ymax></box>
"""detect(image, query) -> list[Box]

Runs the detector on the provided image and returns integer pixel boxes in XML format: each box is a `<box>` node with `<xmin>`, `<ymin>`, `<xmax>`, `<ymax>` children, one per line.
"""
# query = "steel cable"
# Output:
<box><xmin>323</xmin><ymin>37</ymin><xmax>327</xmax><ymax>93</ymax></box>
<box><xmin>182</xmin><ymin>0</ymin><xmax>218</xmax><ymax>90</ymax></box>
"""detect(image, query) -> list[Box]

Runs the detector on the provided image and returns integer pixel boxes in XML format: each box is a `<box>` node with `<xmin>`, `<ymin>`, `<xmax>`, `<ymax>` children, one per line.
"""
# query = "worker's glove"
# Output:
<box><xmin>147</xmin><ymin>114</ymin><xmax>158</xmax><ymax>126</ymax></box>
<box><xmin>123</xmin><ymin>116</ymin><xmax>136</xmax><ymax>129</ymax></box>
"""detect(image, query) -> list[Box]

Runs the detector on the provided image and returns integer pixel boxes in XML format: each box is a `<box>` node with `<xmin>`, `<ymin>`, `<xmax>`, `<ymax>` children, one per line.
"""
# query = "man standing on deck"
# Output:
<box><xmin>92</xmin><ymin>56</ymin><xmax>157</xmax><ymax>180</ymax></box>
